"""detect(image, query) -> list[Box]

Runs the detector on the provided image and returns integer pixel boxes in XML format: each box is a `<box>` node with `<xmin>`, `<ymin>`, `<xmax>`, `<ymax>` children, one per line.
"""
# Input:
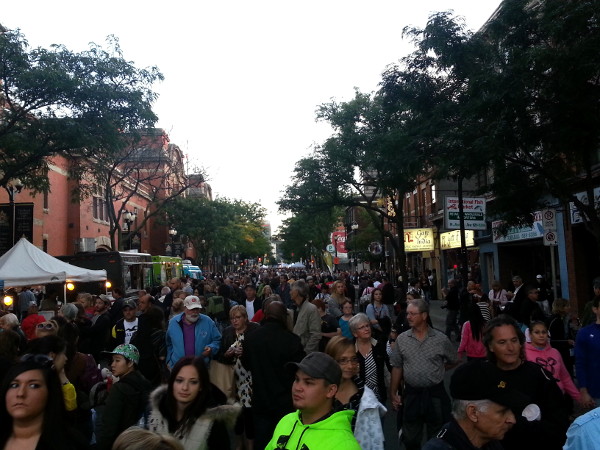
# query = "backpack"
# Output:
<box><xmin>208</xmin><ymin>295</ymin><xmax>231</xmax><ymax>322</ymax></box>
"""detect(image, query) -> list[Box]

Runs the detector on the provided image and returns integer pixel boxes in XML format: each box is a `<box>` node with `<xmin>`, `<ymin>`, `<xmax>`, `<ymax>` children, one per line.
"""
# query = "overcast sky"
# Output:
<box><xmin>2</xmin><ymin>1</ymin><xmax>502</xmax><ymax>233</ymax></box>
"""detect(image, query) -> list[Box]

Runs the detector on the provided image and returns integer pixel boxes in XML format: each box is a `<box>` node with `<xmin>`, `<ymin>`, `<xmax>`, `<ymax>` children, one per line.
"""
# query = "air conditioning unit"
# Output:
<box><xmin>77</xmin><ymin>238</ymin><xmax>96</xmax><ymax>252</ymax></box>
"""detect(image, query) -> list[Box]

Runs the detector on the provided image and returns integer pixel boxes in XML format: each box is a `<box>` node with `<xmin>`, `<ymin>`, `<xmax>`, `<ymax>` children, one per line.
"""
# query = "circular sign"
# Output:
<box><xmin>369</xmin><ymin>242</ymin><xmax>383</xmax><ymax>255</ymax></box>
<box><xmin>326</xmin><ymin>244</ymin><xmax>335</xmax><ymax>253</ymax></box>
<box><xmin>544</xmin><ymin>210</ymin><xmax>555</xmax><ymax>220</ymax></box>
<box><xmin>545</xmin><ymin>231</ymin><xmax>556</xmax><ymax>240</ymax></box>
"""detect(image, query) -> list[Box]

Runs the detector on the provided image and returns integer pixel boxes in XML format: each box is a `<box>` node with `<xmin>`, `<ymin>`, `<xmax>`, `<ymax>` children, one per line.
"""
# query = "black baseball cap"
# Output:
<box><xmin>286</xmin><ymin>352</ymin><xmax>342</xmax><ymax>385</ymax></box>
<box><xmin>450</xmin><ymin>361</ymin><xmax>530</xmax><ymax>415</ymax></box>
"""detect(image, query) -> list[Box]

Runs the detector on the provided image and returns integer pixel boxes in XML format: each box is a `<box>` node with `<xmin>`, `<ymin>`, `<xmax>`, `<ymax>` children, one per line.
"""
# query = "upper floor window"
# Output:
<box><xmin>92</xmin><ymin>186</ymin><xmax>108</xmax><ymax>222</ymax></box>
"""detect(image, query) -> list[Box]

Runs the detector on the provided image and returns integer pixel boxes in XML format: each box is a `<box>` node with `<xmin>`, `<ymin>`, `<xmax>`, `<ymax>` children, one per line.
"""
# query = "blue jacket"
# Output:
<box><xmin>166</xmin><ymin>313</ymin><xmax>221</xmax><ymax>368</ymax></box>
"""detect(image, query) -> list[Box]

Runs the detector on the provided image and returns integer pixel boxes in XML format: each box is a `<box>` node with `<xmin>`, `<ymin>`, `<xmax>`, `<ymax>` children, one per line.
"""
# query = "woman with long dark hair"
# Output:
<box><xmin>457</xmin><ymin>303</ymin><xmax>488</xmax><ymax>361</ymax></box>
<box><xmin>148</xmin><ymin>356</ymin><xmax>241</xmax><ymax>450</ymax></box>
<box><xmin>0</xmin><ymin>356</ymin><xmax>86</xmax><ymax>449</ymax></box>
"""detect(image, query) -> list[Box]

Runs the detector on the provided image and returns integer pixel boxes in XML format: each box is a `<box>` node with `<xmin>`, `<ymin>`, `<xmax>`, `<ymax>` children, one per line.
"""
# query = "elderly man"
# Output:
<box><xmin>482</xmin><ymin>315</ymin><xmax>569</xmax><ymax>449</ymax></box>
<box><xmin>423</xmin><ymin>361</ymin><xmax>521</xmax><ymax>449</ymax></box>
<box><xmin>389</xmin><ymin>298</ymin><xmax>458</xmax><ymax>450</ymax></box>
<box><xmin>166</xmin><ymin>295</ymin><xmax>221</xmax><ymax>368</ymax></box>
<box><xmin>291</xmin><ymin>279</ymin><xmax>321</xmax><ymax>354</ymax></box>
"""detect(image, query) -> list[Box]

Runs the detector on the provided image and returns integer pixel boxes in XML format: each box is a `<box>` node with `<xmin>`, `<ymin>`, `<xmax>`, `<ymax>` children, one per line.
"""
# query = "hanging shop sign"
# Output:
<box><xmin>492</xmin><ymin>211</ymin><xmax>544</xmax><ymax>243</ymax></box>
<box><xmin>404</xmin><ymin>228</ymin><xmax>435</xmax><ymax>252</ymax></box>
<box><xmin>440</xmin><ymin>230</ymin><xmax>475</xmax><ymax>250</ymax></box>
<box><xmin>445</xmin><ymin>197</ymin><xmax>487</xmax><ymax>230</ymax></box>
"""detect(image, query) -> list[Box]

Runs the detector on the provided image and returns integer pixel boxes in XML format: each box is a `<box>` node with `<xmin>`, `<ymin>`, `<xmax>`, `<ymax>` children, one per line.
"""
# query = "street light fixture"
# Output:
<box><xmin>350</xmin><ymin>222</ymin><xmax>358</xmax><ymax>272</ymax></box>
<box><xmin>122</xmin><ymin>209</ymin><xmax>137</xmax><ymax>250</ymax></box>
<box><xmin>169</xmin><ymin>226</ymin><xmax>178</xmax><ymax>256</ymax></box>
<box><xmin>4</xmin><ymin>178</ymin><xmax>24</xmax><ymax>247</ymax></box>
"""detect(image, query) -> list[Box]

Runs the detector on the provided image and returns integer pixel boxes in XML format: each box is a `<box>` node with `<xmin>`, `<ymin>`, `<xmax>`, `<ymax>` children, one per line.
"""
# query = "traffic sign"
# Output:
<box><xmin>326</xmin><ymin>244</ymin><xmax>335</xmax><ymax>253</ymax></box>
<box><xmin>542</xmin><ymin>209</ymin><xmax>557</xmax><ymax>231</ymax></box>
<box><xmin>543</xmin><ymin>230</ymin><xmax>558</xmax><ymax>246</ymax></box>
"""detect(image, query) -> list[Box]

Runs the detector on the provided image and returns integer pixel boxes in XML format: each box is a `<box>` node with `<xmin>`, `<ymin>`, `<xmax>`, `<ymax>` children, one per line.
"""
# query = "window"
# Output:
<box><xmin>92</xmin><ymin>186</ymin><xmax>108</xmax><ymax>222</ymax></box>
<box><xmin>431</xmin><ymin>184</ymin><xmax>437</xmax><ymax>205</ymax></box>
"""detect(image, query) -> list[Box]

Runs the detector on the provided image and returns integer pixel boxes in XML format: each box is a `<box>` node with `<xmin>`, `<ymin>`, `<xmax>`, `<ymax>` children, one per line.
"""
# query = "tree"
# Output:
<box><xmin>83</xmin><ymin>129</ymin><xmax>204</xmax><ymax>250</ymax></box>
<box><xmin>164</xmin><ymin>197</ymin><xmax>273</xmax><ymax>269</ymax></box>
<box><xmin>277</xmin><ymin>208</ymin><xmax>340</xmax><ymax>266</ymax></box>
<box><xmin>0</xmin><ymin>29</ymin><xmax>162</xmax><ymax>192</ymax></box>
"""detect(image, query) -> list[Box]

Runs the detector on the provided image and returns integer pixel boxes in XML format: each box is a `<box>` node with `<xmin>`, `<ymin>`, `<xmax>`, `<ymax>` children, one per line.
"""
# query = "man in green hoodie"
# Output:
<box><xmin>266</xmin><ymin>352</ymin><xmax>361</xmax><ymax>450</ymax></box>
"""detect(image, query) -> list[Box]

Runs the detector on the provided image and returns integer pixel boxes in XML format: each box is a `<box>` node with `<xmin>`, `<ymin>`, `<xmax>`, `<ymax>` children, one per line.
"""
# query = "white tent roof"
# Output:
<box><xmin>0</xmin><ymin>238</ymin><xmax>107</xmax><ymax>287</ymax></box>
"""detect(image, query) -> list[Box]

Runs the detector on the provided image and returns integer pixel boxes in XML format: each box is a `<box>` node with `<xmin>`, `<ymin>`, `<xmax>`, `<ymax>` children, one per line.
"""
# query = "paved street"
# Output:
<box><xmin>383</xmin><ymin>298</ymin><xmax>457</xmax><ymax>450</ymax></box>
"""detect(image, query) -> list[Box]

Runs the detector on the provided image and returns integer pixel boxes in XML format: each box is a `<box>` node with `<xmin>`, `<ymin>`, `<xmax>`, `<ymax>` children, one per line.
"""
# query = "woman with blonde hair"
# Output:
<box><xmin>328</xmin><ymin>280</ymin><xmax>349</xmax><ymax>318</ymax></box>
<box><xmin>113</xmin><ymin>427</ymin><xmax>183</xmax><ymax>450</ymax></box>
<box><xmin>325</xmin><ymin>336</ymin><xmax>386</xmax><ymax>450</ymax></box>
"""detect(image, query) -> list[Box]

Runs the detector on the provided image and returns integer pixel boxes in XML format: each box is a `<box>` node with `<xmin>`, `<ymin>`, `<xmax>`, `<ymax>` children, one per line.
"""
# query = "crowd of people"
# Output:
<box><xmin>0</xmin><ymin>268</ymin><xmax>598</xmax><ymax>449</ymax></box>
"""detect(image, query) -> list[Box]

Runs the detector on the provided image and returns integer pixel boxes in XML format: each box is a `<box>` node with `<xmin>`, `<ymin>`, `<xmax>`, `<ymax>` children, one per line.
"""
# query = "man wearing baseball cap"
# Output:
<box><xmin>166</xmin><ymin>295</ymin><xmax>221</xmax><ymax>368</ymax></box>
<box><xmin>423</xmin><ymin>360</ymin><xmax>524</xmax><ymax>449</ymax></box>
<box><xmin>265</xmin><ymin>352</ymin><xmax>360</xmax><ymax>450</ymax></box>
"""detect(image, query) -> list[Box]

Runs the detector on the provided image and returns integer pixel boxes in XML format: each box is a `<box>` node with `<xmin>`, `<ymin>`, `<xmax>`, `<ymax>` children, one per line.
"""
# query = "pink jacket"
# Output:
<box><xmin>525</xmin><ymin>342</ymin><xmax>580</xmax><ymax>402</ymax></box>
<box><xmin>458</xmin><ymin>321</ymin><xmax>487</xmax><ymax>359</ymax></box>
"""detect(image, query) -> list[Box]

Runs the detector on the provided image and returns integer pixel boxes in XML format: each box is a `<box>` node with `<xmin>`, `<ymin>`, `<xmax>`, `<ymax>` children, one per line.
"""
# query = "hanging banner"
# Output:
<box><xmin>404</xmin><ymin>228</ymin><xmax>435</xmax><ymax>252</ymax></box>
<box><xmin>492</xmin><ymin>211</ymin><xmax>544</xmax><ymax>243</ymax></box>
<box><xmin>445</xmin><ymin>197</ymin><xmax>487</xmax><ymax>230</ymax></box>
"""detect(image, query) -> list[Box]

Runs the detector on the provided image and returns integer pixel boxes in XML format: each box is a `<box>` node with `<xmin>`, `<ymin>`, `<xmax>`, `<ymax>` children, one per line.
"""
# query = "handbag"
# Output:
<box><xmin>209</xmin><ymin>360</ymin><xmax>236</xmax><ymax>400</ymax></box>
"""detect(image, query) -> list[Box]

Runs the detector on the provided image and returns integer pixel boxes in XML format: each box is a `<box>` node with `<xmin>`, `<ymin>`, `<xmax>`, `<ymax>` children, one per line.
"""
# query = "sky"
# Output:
<box><xmin>2</xmin><ymin>1</ymin><xmax>502</xmax><ymax>234</ymax></box>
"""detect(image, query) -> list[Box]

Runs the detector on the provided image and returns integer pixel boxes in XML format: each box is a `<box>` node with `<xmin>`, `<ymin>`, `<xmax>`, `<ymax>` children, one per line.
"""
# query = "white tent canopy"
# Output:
<box><xmin>0</xmin><ymin>238</ymin><xmax>107</xmax><ymax>287</ymax></box>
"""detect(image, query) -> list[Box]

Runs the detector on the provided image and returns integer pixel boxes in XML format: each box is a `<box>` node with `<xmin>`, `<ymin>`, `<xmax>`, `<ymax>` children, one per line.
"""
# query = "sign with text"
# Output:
<box><xmin>440</xmin><ymin>230</ymin><xmax>475</xmax><ymax>250</ymax></box>
<box><xmin>569</xmin><ymin>187</ymin><xmax>600</xmax><ymax>225</ymax></box>
<box><xmin>492</xmin><ymin>211</ymin><xmax>544</xmax><ymax>243</ymax></box>
<box><xmin>445</xmin><ymin>197</ymin><xmax>487</xmax><ymax>230</ymax></box>
<box><xmin>404</xmin><ymin>228</ymin><xmax>435</xmax><ymax>252</ymax></box>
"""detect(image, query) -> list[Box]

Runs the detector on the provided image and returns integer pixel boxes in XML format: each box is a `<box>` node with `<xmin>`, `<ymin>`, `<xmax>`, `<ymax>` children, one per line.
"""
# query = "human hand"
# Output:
<box><xmin>202</xmin><ymin>346</ymin><xmax>212</xmax><ymax>357</ymax></box>
<box><xmin>580</xmin><ymin>392</ymin><xmax>596</xmax><ymax>409</ymax></box>
<box><xmin>391</xmin><ymin>393</ymin><xmax>402</xmax><ymax>410</ymax></box>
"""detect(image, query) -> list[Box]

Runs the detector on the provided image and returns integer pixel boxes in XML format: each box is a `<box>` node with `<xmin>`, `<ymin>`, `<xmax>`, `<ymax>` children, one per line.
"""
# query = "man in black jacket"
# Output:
<box><xmin>242</xmin><ymin>301</ymin><xmax>305</xmax><ymax>450</ymax></box>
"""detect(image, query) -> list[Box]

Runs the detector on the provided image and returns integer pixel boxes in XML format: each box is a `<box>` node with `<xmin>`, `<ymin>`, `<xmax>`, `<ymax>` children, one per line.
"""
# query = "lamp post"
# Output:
<box><xmin>351</xmin><ymin>221</ymin><xmax>358</xmax><ymax>273</ymax></box>
<box><xmin>334</xmin><ymin>235</ymin><xmax>339</xmax><ymax>273</ymax></box>
<box><xmin>122</xmin><ymin>209</ymin><xmax>137</xmax><ymax>250</ymax></box>
<box><xmin>4</xmin><ymin>179</ymin><xmax>24</xmax><ymax>247</ymax></box>
<box><xmin>168</xmin><ymin>226</ymin><xmax>177</xmax><ymax>256</ymax></box>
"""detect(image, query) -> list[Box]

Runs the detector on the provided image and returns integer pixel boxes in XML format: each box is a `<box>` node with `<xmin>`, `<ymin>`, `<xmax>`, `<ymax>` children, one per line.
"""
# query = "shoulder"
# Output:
<box><xmin>150</xmin><ymin>385</ymin><xmax>167</xmax><ymax>409</ymax></box>
<box><xmin>203</xmin><ymin>403</ymin><xmax>242</xmax><ymax>427</ymax></box>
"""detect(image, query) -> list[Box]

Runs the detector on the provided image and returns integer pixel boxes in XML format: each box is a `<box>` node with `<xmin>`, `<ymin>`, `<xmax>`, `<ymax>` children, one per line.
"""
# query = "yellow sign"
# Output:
<box><xmin>404</xmin><ymin>228</ymin><xmax>435</xmax><ymax>252</ymax></box>
<box><xmin>440</xmin><ymin>230</ymin><xmax>475</xmax><ymax>250</ymax></box>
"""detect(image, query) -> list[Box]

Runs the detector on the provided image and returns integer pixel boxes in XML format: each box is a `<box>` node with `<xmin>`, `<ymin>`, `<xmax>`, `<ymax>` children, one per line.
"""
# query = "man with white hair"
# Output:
<box><xmin>166</xmin><ymin>295</ymin><xmax>221</xmax><ymax>368</ymax></box>
<box><xmin>423</xmin><ymin>361</ymin><xmax>522</xmax><ymax>449</ymax></box>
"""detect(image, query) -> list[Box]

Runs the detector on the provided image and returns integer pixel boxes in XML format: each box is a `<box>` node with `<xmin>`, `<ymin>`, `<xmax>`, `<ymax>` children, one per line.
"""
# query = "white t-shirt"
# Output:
<box><xmin>245</xmin><ymin>299</ymin><xmax>256</xmax><ymax>321</ymax></box>
<box><xmin>124</xmin><ymin>318</ymin><xmax>139</xmax><ymax>344</ymax></box>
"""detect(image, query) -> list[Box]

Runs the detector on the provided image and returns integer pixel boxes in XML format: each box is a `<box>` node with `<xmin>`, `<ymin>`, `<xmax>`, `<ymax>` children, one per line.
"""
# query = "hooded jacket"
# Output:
<box><xmin>266</xmin><ymin>409</ymin><xmax>361</xmax><ymax>450</ymax></box>
<box><xmin>166</xmin><ymin>312</ymin><xmax>221</xmax><ymax>368</ymax></box>
<box><xmin>525</xmin><ymin>342</ymin><xmax>580</xmax><ymax>401</ymax></box>
<box><xmin>148</xmin><ymin>385</ymin><xmax>241</xmax><ymax>450</ymax></box>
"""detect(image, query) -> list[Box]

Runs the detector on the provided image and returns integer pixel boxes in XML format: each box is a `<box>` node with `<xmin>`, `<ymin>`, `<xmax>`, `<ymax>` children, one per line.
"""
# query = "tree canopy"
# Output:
<box><xmin>0</xmin><ymin>29</ymin><xmax>163</xmax><ymax>192</ymax></box>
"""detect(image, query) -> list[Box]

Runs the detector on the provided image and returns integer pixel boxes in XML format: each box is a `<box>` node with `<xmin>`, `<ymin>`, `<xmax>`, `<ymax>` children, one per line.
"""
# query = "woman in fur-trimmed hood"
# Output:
<box><xmin>148</xmin><ymin>356</ymin><xmax>241</xmax><ymax>450</ymax></box>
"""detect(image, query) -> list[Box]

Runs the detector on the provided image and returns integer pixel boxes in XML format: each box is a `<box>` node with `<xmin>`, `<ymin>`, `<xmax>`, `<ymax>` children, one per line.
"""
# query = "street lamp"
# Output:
<box><xmin>4</xmin><ymin>179</ymin><xmax>24</xmax><ymax>247</ymax></box>
<box><xmin>169</xmin><ymin>226</ymin><xmax>177</xmax><ymax>256</ymax></box>
<box><xmin>122</xmin><ymin>209</ymin><xmax>137</xmax><ymax>250</ymax></box>
<box><xmin>351</xmin><ymin>222</ymin><xmax>358</xmax><ymax>272</ymax></box>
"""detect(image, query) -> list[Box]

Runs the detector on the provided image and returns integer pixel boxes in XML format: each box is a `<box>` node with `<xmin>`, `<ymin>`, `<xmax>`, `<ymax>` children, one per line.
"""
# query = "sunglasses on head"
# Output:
<box><xmin>20</xmin><ymin>353</ymin><xmax>54</xmax><ymax>368</ymax></box>
<box><xmin>37</xmin><ymin>323</ymin><xmax>55</xmax><ymax>330</ymax></box>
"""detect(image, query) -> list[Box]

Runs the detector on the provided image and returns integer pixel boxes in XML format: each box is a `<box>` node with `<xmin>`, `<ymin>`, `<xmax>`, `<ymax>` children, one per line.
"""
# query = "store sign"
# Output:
<box><xmin>570</xmin><ymin>187</ymin><xmax>600</xmax><ymax>224</ymax></box>
<box><xmin>440</xmin><ymin>230</ymin><xmax>475</xmax><ymax>250</ymax></box>
<box><xmin>492</xmin><ymin>211</ymin><xmax>544</xmax><ymax>243</ymax></box>
<box><xmin>445</xmin><ymin>197</ymin><xmax>487</xmax><ymax>230</ymax></box>
<box><xmin>404</xmin><ymin>228</ymin><xmax>434</xmax><ymax>252</ymax></box>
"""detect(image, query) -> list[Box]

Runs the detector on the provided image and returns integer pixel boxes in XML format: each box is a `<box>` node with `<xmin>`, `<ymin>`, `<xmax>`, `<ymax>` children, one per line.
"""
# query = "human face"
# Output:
<box><xmin>291</xmin><ymin>289</ymin><xmax>302</xmax><ymax>306</ymax></box>
<box><xmin>512</xmin><ymin>278</ymin><xmax>522</xmax><ymax>288</ymax></box>
<box><xmin>6</xmin><ymin>369</ymin><xmax>48</xmax><ymax>422</ymax></box>
<box><xmin>245</xmin><ymin>287</ymin><xmax>256</xmax><ymax>300</ymax></box>
<box><xmin>488</xmin><ymin>325</ymin><xmax>522</xmax><ymax>370</ymax></box>
<box><xmin>292</xmin><ymin>370</ymin><xmax>336</xmax><ymax>420</ymax></box>
<box><xmin>373</xmin><ymin>290</ymin><xmax>383</xmax><ymax>302</ymax></box>
<box><xmin>335</xmin><ymin>283</ymin><xmax>345</xmax><ymax>295</ymax></box>
<box><xmin>173</xmin><ymin>365</ymin><xmax>201</xmax><ymax>407</ymax></box>
<box><xmin>342</xmin><ymin>303</ymin><xmax>353</xmax><ymax>316</ymax></box>
<box><xmin>230</xmin><ymin>312</ymin><xmax>247</xmax><ymax>331</ymax></box>
<box><xmin>406</xmin><ymin>304</ymin><xmax>426</xmax><ymax>328</ymax></box>
<box><xmin>472</xmin><ymin>401</ymin><xmax>516</xmax><ymax>442</ymax></box>
<box><xmin>336</xmin><ymin>348</ymin><xmax>359</xmax><ymax>380</ymax></box>
<box><xmin>95</xmin><ymin>299</ymin><xmax>107</xmax><ymax>313</ymax></box>
<box><xmin>527</xmin><ymin>290</ymin><xmax>539</xmax><ymax>301</ymax></box>
<box><xmin>530</xmin><ymin>323</ymin><xmax>549</xmax><ymax>348</ymax></box>
<box><xmin>353</xmin><ymin>321</ymin><xmax>371</xmax><ymax>340</ymax></box>
<box><xmin>122</xmin><ymin>306</ymin><xmax>137</xmax><ymax>321</ymax></box>
<box><xmin>184</xmin><ymin>308</ymin><xmax>201</xmax><ymax>324</ymax></box>
<box><xmin>111</xmin><ymin>354</ymin><xmax>134</xmax><ymax>377</ymax></box>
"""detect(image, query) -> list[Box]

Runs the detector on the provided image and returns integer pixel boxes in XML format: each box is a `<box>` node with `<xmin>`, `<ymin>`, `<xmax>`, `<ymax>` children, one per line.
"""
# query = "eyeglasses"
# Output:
<box><xmin>337</xmin><ymin>357</ymin><xmax>359</xmax><ymax>365</ymax></box>
<box><xmin>36</xmin><ymin>323</ymin><xmax>56</xmax><ymax>330</ymax></box>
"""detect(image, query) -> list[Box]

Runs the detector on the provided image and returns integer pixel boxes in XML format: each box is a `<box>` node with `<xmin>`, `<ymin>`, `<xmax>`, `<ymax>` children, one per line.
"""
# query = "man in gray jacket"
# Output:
<box><xmin>291</xmin><ymin>279</ymin><xmax>321</xmax><ymax>354</ymax></box>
